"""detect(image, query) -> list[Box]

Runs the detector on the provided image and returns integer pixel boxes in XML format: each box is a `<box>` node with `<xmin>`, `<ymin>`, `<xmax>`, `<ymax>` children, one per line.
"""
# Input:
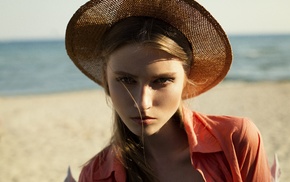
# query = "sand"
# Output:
<box><xmin>0</xmin><ymin>81</ymin><xmax>289</xmax><ymax>181</ymax></box>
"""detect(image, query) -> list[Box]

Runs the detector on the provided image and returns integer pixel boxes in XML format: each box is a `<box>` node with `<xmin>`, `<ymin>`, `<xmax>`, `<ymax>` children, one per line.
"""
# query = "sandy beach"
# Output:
<box><xmin>0</xmin><ymin>81</ymin><xmax>289</xmax><ymax>181</ymax></box>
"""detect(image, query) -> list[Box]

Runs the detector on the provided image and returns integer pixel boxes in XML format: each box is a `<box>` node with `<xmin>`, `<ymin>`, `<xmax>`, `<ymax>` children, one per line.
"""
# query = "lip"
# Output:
<box><xmin>130</xmin><ymin>116</ymin><xmax>156</xmax><ymax>125</ymax></box>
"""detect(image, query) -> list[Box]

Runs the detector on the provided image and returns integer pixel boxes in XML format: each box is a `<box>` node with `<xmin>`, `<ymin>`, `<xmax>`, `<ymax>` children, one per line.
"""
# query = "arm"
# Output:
<box><xmin>233</xmin><ymin>118</ymin><xmax>271</xmax><ymax>181</ymax></box>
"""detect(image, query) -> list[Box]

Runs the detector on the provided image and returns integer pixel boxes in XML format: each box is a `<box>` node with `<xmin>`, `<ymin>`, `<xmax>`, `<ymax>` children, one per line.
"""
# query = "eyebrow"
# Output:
<box><xmin>152</xmin><ymin>72</ymin><xmax>177</xmax><ymax>78</ymax></box>
<box><xmin>113</xmin><ymin>71</ymin><xmax>137</xmax><ymax>78</ymax></box>
<box><xmin>113</xmin><ymin>71</ymin><xmax>177</xmax><ymax>78</ymax></box>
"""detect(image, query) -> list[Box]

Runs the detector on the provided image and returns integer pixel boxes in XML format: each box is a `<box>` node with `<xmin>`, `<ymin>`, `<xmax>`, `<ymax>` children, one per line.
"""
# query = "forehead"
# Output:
<box><xmin>107</xmin><ymin>44</ymin><xmax>182</xmax><ymax>68</ymax></box>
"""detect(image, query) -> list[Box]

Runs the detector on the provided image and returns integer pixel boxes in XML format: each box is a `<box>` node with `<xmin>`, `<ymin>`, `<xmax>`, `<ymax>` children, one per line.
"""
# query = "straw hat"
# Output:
<box><xmin>65</xmin><ymin>0</ymin><xmax>232</xmax><ymax>99</ymax></box>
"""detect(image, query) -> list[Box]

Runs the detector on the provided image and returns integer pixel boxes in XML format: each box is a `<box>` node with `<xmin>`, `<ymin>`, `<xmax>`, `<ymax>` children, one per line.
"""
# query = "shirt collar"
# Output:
<box><xmin>92</xmin><ymin>147</ymin><xmax>126</xmax><ymax>181</ymax></box>
<box><xmin>92</xmin><ymin>107</ymin><xmax>222</xmax><ymax>181</ymax></box>
<box><xmin>182</xmin><ymin>107</ymin><xmax>222</xmax><ymax>153</ymax></box>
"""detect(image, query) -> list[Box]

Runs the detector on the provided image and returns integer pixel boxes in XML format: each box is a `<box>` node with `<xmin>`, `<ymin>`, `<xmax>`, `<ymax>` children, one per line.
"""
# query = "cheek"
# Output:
<box><xmin>156</xmin><ymin>85</ymin><xmax>183</xmax><ymax>109</ymax></box>
<box><xmin>107</xmin><ymin>79</ymin><xmax>132</xmax><ymax>112</ymax></box>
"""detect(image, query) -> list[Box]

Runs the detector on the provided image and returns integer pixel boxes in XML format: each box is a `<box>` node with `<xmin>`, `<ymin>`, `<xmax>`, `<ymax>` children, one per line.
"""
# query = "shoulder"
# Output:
<box><xmin>192</xmin><ymin>111</ymin><xmax>264</xmax><ymax>155</ymax></box>
<box><xmin>183</xmin><ymin>108</ymin><xmax>261</xmax><ymax>152</ymax></box>
<box><xmin>209</xmin><ymin>114</ymin><xmax>261</xmax><ymax>149</ymax></box>
<box><xmin>190</xmin><ymin>111</ymin><xmax>271</xmax><ymax>180</ymax></box>
<box><xmin>194</xmin><ymin>111</ymin><xmax>260</xmax><ymax>143</ymax></box>
<box><xmin>202</xmin><ymin>114</ymin><xmax>271</xmax><ymax>180</ymax></box>
<box><xmin>79</xmin><ymin>145</ymin><xmax>125</xmax><ymax>182</ymax></box>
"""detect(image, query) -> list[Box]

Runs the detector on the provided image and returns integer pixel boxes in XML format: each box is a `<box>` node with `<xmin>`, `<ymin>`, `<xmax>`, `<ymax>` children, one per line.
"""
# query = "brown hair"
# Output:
<box><xmin>101</xmin><ymin>16</ymin><xmax>192</xmax><ymax>182</ymax></box>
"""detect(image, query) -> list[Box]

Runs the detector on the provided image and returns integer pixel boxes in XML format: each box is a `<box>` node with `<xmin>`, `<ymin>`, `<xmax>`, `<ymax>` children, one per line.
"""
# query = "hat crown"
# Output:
<box><xmin>66</xmin><ymin>0</ymin><xmax>232</xmax><ymax>98</ymax></box>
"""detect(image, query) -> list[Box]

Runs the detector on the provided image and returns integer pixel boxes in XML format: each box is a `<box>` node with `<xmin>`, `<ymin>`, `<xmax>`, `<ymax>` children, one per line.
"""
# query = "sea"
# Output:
<box><xmin>0</xmin><ymin>34</ymin><xmax>290</xmax><ymax>96</ymax></box>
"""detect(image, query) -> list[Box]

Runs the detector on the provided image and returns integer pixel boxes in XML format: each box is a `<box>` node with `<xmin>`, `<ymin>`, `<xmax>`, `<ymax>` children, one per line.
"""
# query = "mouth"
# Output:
<box><xmin>130</xmin><ymin>116</ymin><xmax>156</xmax><ymax>125</ymax></box>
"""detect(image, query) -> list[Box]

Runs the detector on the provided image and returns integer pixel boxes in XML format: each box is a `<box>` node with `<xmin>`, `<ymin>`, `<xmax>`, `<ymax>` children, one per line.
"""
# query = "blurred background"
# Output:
<box><xmin>0</xmin><ymin>1</ymin><xmax>289</xmax><ymax>182</ymax></box>
<box><xmin>0</xmin><ymin>0</ymin><xmax>290</xmax><ymax>95</ymax></box>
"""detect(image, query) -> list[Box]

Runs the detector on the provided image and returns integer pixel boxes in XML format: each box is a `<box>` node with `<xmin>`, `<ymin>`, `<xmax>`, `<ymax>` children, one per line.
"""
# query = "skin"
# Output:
<box><xmin>106</xmin><ymin>44</ymin><xmax>205</xmax><ymax>181</ymax></box>
<box><xmin>106</xmin><ymin>44</ymin><xmax>185</xmax><ymax>136</ymax></box>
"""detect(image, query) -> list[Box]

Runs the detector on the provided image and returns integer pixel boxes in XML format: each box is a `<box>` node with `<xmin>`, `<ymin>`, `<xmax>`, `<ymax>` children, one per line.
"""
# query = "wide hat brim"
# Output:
<box><xmin>66</xmin><ymin>0</ymin><xmax>232</xmax><ymax>99</ymax></box>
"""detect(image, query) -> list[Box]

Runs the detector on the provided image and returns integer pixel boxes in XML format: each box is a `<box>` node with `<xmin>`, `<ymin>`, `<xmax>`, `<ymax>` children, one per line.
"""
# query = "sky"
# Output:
<box><xmin>1</xmin><ymin>0</ymin><xmax>290</xmax><ymax>41</ymax></box>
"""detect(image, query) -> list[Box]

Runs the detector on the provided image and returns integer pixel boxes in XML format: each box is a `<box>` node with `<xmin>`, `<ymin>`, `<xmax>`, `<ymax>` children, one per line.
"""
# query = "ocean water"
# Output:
<box><xmin>0</xmin><ymin>40</ymin><xmax>99</xmax><ymax>96</ymax></box>
<box><xmin>228</xmin><ymin>34</ymin><xmax>290</xmax><ymax>81</ymax></box>
<box><xmin>0</xmin><ymin>35</ymin><xmax>290</xmax><ymax>96</ymax></box>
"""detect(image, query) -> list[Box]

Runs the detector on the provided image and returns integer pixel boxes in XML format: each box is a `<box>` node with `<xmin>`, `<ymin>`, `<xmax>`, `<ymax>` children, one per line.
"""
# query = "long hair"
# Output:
<box><xmin>100</xmin><ymin>16</ymin><xmax>193</xmax><ymax>182</ymax></box>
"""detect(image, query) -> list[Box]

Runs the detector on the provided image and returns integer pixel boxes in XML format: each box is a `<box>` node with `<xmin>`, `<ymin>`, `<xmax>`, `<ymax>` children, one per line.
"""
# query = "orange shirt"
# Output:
<box><xmin>79</xmin><ymin>108</ymin><xmax>271</xmax><ymax>181</ymax></box>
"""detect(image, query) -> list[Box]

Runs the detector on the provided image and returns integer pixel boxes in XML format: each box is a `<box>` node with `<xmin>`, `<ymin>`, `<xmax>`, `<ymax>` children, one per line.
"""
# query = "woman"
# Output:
<box><xmin>65</xmin><ymin>0</ymin><xmax>271</xmax><ymax>181</ymax></box>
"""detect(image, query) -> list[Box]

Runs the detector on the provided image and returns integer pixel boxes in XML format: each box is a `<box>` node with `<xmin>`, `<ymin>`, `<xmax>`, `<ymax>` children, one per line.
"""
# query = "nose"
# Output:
<box><xmin>134</xmin><ymin>85</ymin><xmax>152</xmax><ymax>111</ymax></box>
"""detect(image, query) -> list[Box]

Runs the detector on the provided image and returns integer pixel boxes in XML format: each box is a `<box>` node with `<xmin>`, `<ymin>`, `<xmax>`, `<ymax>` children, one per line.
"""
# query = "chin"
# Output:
<box><xmin>142</xmin><ymin>129</ymin><xmax>161</xmax><ymax>137</ymax></box>
<box><xmin>131</xmin><ymin>128</ymin><xmax>159</xmax><ymax>137</ymax></box>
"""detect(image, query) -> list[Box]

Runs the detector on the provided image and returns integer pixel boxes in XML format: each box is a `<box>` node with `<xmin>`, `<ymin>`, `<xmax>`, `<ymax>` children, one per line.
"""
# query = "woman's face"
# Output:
<box><xmin>106</xmin><ymin>44</ymin><xmax>186</xmax><ymax>136</ymax></box>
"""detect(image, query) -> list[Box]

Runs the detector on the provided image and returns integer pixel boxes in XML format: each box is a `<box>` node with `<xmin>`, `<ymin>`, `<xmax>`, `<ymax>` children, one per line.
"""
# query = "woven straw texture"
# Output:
<box><xmin>66</xmin><ymin>0</ymin><xmax>232</xmax><ymax>98</ymax></box>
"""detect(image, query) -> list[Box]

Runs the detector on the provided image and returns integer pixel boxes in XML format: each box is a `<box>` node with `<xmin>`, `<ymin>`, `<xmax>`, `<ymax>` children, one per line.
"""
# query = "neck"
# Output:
<box><xmin>143</xmin><ymin>117</ymin><xmax>189</xmax><ymax>162</ymax></box>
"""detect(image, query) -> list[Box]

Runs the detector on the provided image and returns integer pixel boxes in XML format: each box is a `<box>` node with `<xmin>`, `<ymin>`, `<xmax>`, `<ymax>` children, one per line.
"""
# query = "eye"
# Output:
<box><xmin>116</xmin><ymin>76</ymin><xmax>136</xmax><ymax>84</ymax></box>
<box><xmin>153</xmin><ymin>77</ymin><xmax>174</xmax><ymax>85</ymax></box>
